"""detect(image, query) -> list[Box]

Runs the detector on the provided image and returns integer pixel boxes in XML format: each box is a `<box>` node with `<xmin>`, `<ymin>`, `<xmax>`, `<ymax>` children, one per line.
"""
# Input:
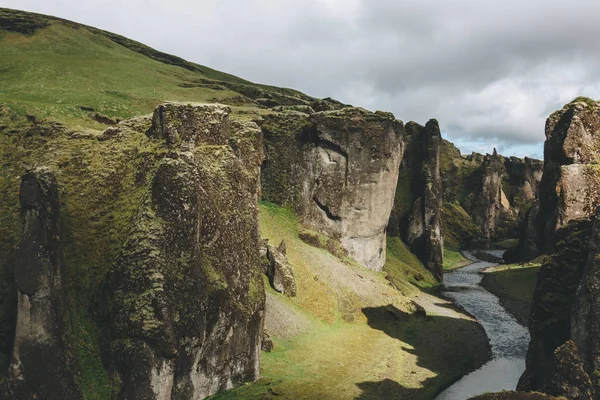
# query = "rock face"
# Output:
<box><xmin>471</xmin><ymin>149</ymin><xmax>516</xmax><ymax>243</ymax></box>
<box><xmin>518</xmin><ymin>219</ymin><xmax>592</xmax><ymax>394</ymax></box>
<box><xmin>503</xmin><ymin>157</ymin><xmax>544</xmax><ymax>212</ymax></box>
<box><xmin>106</xmin><ymin>103</ymin><xmax>265</xmax><ymax>400</ymax></box>
<box><xmin>261</xmin><ymin>108</ymin><xmax>403</xmax><ymax>271</ymax></box>
<box><xmin>519</xmin><ymin>99</ymin><xmax>600</xmax><ymax>399</ymax></box>
<box><xmin>535</xmin><ymin>100</ymin><xmax>600</xmax><ymax>253</ymax></box>
<box><xmin>389</xmin><ymin>120</ymin><xmax>444</xmax><ymax>281</ymax></box>
<box><xmin>3</xmin><ymin>169</ymin><xmax>81</xmax><ymax>399</ymax></box>
<box><xmin>440</xmin><ymin>141</ymin><xmax>542</xmax><ymax>251</ymax></box>
<box><xmin>572</xmin><ymin>207</ymin><xmax>600</xmax><ymax>382</ymax></box>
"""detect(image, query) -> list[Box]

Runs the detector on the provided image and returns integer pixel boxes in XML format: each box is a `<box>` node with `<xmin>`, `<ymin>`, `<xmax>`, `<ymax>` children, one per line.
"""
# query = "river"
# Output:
<box><xmin>435</xmin><ymin>250</ymin><xmax>530</xmax><ymax>399</ymax></box>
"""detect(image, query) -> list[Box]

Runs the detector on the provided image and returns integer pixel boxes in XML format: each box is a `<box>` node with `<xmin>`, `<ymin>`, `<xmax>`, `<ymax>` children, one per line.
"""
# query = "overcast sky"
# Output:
<box><xmin>4</xmin><ymin>0</ymin><xmax>600</xmax><ymax>158</ymax></box>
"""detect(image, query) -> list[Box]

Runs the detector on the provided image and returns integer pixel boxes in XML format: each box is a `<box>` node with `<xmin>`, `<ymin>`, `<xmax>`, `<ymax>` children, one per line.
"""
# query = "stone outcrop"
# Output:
<box><xmin>106</xmin><ymin>103</ymin><xmax>265</xmax><ymax>400</ymax></box>
<box><xmin>535</xmin><ymin>99</ymin><xmax>600</xmax><ymax>253</ymax></box>
<box><xmin>261</xmin><ymin>108</ymin><xmax>403</xmax><ymax>271</ymax></box>
<box><xmin>389</xmin><ymin>120</ymin><xmax>444</xmax><ymax>281</ymax></box>
<box><xmin>2</xmin><ymin>168</ymin><xmax>81</xmax><ymax>400</ymax></box>
<box><xmin>519</xmin><ymin>98</ymin><xmax>600</xmax><ymax>399</ymax></box>
<box><xmin>503</xmin><ymin>157</ymin><xmax>543</xmax><ymax>214</ymax></box>
<box><xmin>471</xmin><ymin>149</ymin><xmax>516</xmax><ymax>243</ymax></box>
<box><xmin>571</xmin><ymin>207</ymin><xmax>600</xmax><ymax>384</ymax></box>
<box><xmin>518</xmin><ymin>219</ymin><xmax>592</xmax><ymax>394</ymax></box>
<box><xmin>264</xmin><ymin>243</ymin><xmax>296</xmax><ymax>297</ymax></box>
<box><xmin>440</xmin><ymin>141</ymin><xmax>542</xmax><ymax>250</ymax></box>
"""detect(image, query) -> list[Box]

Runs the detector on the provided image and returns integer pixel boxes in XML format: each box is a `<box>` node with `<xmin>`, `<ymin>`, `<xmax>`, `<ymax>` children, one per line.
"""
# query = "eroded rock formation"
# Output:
<box><xmin>518</xmin><ymin>219</ymin><xmax>592</xmax><ymax>393</ymax></box>
<box><xmin>106</xmin><ymin>103</ymin><xmax>265</xmax><ymax>400</ymax></box>
<box><xmin>389</xmin><ymin>120</ymin><xmax>444</xmax><ymax>281</ymax></box>
<box><xmin>519</xmin><ymin>99</ymin><xmax>600</xmax><ymax>399</ymax></box>
<box><xmin>440</xmin><ymin>142</ymin><xmax>542</xmax><ymax>251</ymax></box>
<box><xmin>264</xmin><ymin>243</ymin><xmax>296</xmax><ymax>297</ymax></box>
<box><xmin>261</xmin><ymin>108</ymin><xmax>403</xmax><ymax>271</ymax></box>
<box><xmin>535</xmin><ymin>100</ymin><xmax>600</xmax><ymax>252</ymax></box>
<box><xmin>3</xmin><ymin>168</ymin><xmax>81</xmax><ymax>400</ymax></box>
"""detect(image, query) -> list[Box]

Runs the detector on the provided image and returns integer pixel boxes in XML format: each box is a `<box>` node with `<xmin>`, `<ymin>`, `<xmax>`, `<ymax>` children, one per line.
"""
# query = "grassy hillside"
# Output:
<box><xmin>0</xmin><ymin>7</ymin><xmax>312</xmax><ymax>129</ymax></box>
<box><xmin>207</xmin><ymin>203</ymin><xmax>490</xmax><ymax>400</ymax></box>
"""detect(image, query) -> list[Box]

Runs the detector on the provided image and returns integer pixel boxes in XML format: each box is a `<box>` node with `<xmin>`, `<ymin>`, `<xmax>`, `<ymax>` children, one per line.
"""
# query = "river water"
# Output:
<box><xmin>435</xmin><ymin>250</ymin><xmax>530</xmax><ymax>400</ymax></box>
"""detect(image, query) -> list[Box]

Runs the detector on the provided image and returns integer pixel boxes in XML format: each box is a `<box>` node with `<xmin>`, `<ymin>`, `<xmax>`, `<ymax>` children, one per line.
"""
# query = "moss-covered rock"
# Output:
<box><xmin>518</xmin><ymin>220</ymin><xmax>592</xmax><ymax>393</ymax></box>
<box><xmin>535</xmin><ymin>99</ymin><xmax>600</xmax><ymax>252</ymax></box>
<box><xmin>2</xmin><ymin>168</ymin><xmax>82</xmax><ymax>399</ymax></box>
<box><xmin>106</xmin><ymin>103</ymin><xmax>265</xmax><ymax>399</ymax></box>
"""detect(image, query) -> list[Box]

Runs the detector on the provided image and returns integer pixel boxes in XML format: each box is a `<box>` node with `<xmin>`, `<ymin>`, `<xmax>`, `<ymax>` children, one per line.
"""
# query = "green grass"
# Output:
<box><xmin>0</xmin><ymin>8</ymin><xmax>312</xmax><ymax>130</ymax></box>
<box><xmin>482</xmin><ymin>264</ymin><xmax>540</xmax><ymax>304</ymax></box>
<box><xmin>493</xmin><ymin>238</ymin><xmax>519</xmax><ymax>250</ymax></box>
<box><xmin>443</xmin><ymin>247</ymin><xmax>471</xmax><ymax>270</ymax></box>
<box><xmin>208</xmin><ymin>203</ymin><xmax>490</xmax><ymax>400</ymax></box>
<box><xmin>384</xmin><ymin>237</ymin><xmax>438</xmax><ymax>293</ymax></box>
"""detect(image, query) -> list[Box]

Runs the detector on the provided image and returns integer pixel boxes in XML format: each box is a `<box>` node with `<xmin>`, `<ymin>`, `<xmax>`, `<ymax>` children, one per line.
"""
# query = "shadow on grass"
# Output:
<box><xmin>356</xmin><ymin>305</ymin><xmax>491</xmax><ymax>400</ymax></box>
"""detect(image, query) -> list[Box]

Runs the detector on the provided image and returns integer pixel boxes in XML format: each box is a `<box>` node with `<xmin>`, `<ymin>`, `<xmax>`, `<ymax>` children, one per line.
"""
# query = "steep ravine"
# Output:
<box><xmin>437</xmin><ymin>251</ymin><xmax>530</xmax><ymax>399</ymax></box>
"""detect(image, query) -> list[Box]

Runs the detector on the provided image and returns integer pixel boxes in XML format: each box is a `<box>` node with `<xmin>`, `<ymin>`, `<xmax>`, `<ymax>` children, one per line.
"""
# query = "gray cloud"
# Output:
<box><xmin>4</xmin><ymin>0</ymin><xmax>600</xmax><ymax>157</ymax></box>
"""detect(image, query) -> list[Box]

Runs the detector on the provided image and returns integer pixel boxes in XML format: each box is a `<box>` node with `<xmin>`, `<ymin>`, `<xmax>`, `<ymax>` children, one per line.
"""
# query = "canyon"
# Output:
<box><xmin>0</xmin><ymin>7</ymin><xmax>599</xmax><ymax>400</ymax></box>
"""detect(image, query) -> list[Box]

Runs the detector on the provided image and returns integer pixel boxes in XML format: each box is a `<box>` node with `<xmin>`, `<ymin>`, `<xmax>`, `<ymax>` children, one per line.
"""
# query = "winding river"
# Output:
<box><xmin>435</xmin><ymin>250</ymin><xmax>530</xmax><ymax>399</ymax></box>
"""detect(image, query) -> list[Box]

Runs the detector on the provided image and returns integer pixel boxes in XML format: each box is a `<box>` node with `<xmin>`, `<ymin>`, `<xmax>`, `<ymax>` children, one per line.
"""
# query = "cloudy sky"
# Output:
<box><xmin>5</xmin><ymin>0</ymin><xmax>600</xmax><ymax>158</ymax></box>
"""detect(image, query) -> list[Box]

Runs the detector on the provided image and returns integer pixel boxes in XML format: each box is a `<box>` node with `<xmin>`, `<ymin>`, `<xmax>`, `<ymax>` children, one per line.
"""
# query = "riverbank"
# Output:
<box><xmin>480</xmin><ymin>259</ymin><xmax>543</xmax><ymax>326</ymax></box>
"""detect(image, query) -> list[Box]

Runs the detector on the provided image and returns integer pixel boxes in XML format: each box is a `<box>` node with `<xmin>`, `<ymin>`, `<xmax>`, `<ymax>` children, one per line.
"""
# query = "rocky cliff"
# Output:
<box><xmin>2</xmin><ymin>169</ymin><xmax>81</xmax><ymax>399</ymax></box>
<box><xmin>440</xmin><ymin>142</ymin><xmax>542</xmax><ymax>250</ymax></box>
<box><xmin>519</xmin><ymin>98</ymin><xmax>600</xmax><ymax>399</ymax></box>
<box><xmin>0</xmin><ymin>102</ymin><xmax>266</xmax><ymax>399</ymax></box>
<box><xmin>260</xmin><ymin>107</ymin><xmax>403</xmax><ymax>271</ymax></box>
<box><xmin>535</xmin><ymin>99</ymin><xmax>600</xmax><ymax>253</ymax></box>
<box><xmin>389</xmin><ymin>120</ymin><xmax>444</xmax><ymax>281</ymax></box>
<box><xmin>105</xmin><ymin>103</ymin><xmax>265</xmax><ymax>399</ymax></box>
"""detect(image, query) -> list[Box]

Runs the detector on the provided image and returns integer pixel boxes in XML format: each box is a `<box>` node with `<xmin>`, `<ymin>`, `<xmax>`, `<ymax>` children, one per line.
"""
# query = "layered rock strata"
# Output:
<box><xmin>261</xmin><ymin>108</ymin><xmax>403</xmax><ymax>271</ymax></box>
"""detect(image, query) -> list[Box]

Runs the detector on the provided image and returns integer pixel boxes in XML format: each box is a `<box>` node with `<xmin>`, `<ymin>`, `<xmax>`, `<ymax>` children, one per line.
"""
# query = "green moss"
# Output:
<box><xmin>72</xmin><ymin>310</ymin><xmax>112</xmax><ymax>400</ymax></box>
<box><xmin>569</xmin><ymin>96</ymin><xmax>597</xmax><ymax>109</ymax></box>
<box><xmin>384</xmin><ymin>237</ymin><xmax>438</xmax><ymax>292</ymax></box>
<box><xmin>442</xmin><ymin>202</ymin><xmax>480</xmax><ymax>249</ymax></box>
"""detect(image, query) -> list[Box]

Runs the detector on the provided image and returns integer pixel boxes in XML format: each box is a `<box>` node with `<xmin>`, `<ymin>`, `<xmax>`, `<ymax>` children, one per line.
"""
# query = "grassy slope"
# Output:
<box><xmin>210</xmin><ymin>204</ymin><xmax>489</xmax><ymax>400</ymax></box>
<box><xmin>0</xmin><ymin>7</ymin><xmax>310</xmax><ymax>129</ymax></box>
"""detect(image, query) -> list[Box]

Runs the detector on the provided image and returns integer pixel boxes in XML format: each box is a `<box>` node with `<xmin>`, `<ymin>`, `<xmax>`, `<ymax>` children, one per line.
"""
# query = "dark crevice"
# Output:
<box><xmin>313</xmin><ymin>197</ymin><xmax>342</xmax><ymax>221</ymax></box>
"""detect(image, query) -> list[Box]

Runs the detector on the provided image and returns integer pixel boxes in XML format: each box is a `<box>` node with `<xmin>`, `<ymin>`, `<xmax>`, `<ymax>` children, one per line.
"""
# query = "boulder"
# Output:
<box><xmin>265</xmin><ymin>244</ymin><xmax>296</xmax><ymax>297</ymax></box>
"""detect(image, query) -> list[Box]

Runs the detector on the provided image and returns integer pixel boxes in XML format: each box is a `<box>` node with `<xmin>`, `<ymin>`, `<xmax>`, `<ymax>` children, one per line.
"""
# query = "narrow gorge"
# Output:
<box><xmin>1</xmin><ymin>7</ymin><xmax>600</xmax><ymax>400</ymax></box>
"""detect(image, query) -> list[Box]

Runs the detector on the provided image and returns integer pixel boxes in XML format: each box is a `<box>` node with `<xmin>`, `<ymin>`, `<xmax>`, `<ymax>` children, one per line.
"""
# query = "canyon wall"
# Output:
<box><xmin>0</xmin><ymin>103</ymin><xmax>266</xmax><ymax>400</ymax></box>
<box><xmin>106</xmin><ymin>103</ymin><xmax>265</xmax><ymax>399</ymax></box>
<box><xmin>388</xmin><ymin>120</ymin><xmax>444</xmax><ymax>281</ymax></box>
<box><xmin>440</xmin><ymin>142</ymin><xmax>542</xmax><ymax>249</ymax></box>
<box><xmin>519</xmin><ymin>99</ymin><xmax>600</xmax><ymax>398</ymax></box>
<box><xmin>2</xmin><ymin>169</ymin><xmax>82</xmax><ymax>399</ymax></box>
<box><xmin>260</xmin><ymin>106</ymin><xmax>404</xmax><ymax>271</ymax></box>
